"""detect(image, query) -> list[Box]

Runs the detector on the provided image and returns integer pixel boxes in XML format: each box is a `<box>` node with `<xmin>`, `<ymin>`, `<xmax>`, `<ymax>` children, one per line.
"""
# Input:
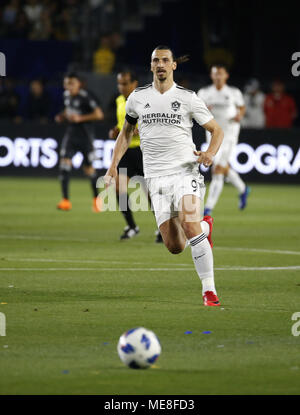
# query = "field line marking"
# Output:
<box><xmin>2</xmin><ymin>258</ymin><xmax>300</xmax><ymax>270</ymax></box>
<box><xmin>1</xmin><ymin>257</ymin><xmax>190</xmax><ymax>266</ymax></box>
<box><xmin>0</xmin><ymin>267</ymin><xmax>194</xmax><ymax>271</ymax></box>
<box><xmin>0</xmin><ymin>266</ymin><xmax>299</xmax><ymax>272</ymax></box>
<box><xmin>216</xmin><ymin>266</ymin><xmax>300</xmax><ymax>270</ymax></box>
<box><xmin>2</xmin><ymin>257</ymin><xmax>145</xmax><ymax>265</ymax></box>
<box><xmin>1</xmin><ymin>234</ymin><xmax>300</xmax><ymax>256</ymax></box>
<box><xmin>0</xmin><ymin>234</ymin><xmax>90</xmax><ymax>242</ymax></box>
<box><xmin>216</xmin><ymin>247</ymin><xmax>300</xmax><ymax>256</ymax></box>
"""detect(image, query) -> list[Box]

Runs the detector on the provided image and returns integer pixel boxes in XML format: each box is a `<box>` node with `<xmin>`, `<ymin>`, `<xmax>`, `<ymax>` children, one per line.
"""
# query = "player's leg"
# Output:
<box><xmin>158</xmin><ymin>206</ymin><xmax>212</xmax><ymax>253</ymax></box>
<box><xmin>57</xmin><ymin>135</ymin><xmax>74</xmax><ymax>210</ymax></box>
<box><xmin>204</xmin><ymin>163</ymin><xmax>228</xmax><ymax>216</ymax></box>
<box><xmin>82</xmin><ymin>164</ymin><xmax>98</xmax><ymax>198</ymax></box>
<box><xmin>226</xmin><ymin>165</ymin><xmax>245</xmax><ymax>193</ymax></box>
<box><xmin>150</xmin><ymin>173</ymin><xmax>211</xmax><ymax>253</ymax></box>
<box><xmin>115</xmin><ymin>149</ymin><xmax>139</xmax><ymax>239</ymax></box>
<box><xmin>224</xmin><ymin>137</ymin><xmax>250</xmax><ymax>209</ymax></box>
<box><xmin>204</xmin><ymin>140</ymin><xmax>232</xmax><ymax>216</ymax></box>
<box><xmin>59</xmin><ymin>158</ymin><xmax>72</xmax><ymax>200</ymax></box>
<box><xmin>117</xmin><ymin>149</ymin><xmax>140</xmax><ymax>239</ymax></box>
<box><xmin>147</xmin><ymin>173</ymin><xmax>185</xmax><ymax>252</ymax></box>
<box><xmin>135</xmin><ymin>148</ymin><xmax>163</xmax><ymax>243</ymax></box>
<box><xmin>81</xmin><ymin>143</ymin><xmax>102</xmax><ymax>212</ymax></box>
<box><xmin>82</xmin><ymin>163</ymin><xmax>102</xmax><ymax>212</ymax></box>
<box><xmin>150</xmin><ymin>196</ymin><xmax>163</xmax><ymax>243</ymax></box>
<box><xmin>57</xmin><ymin>135</ymin><xmax>73</xmax><ymax>210</ymax></box>
<box><xmin>225</xmin><ymin>165</ymin><xmax>250</xmax><ymax>210</ymax></box>
<box><xmin>159</xmin><ymin>215</ymin><xmax>213</xmax><ymax>252</ymax></box>
<box><xmin>57</xmin><ymin>157</ymin><xmax>72</xmax><ymax>210</ymax></box>
<box><xmin>116</xmin><ymin>170</ymin><xmax>139</xmax><ymax>239</ymax></box>
<box><xmin>178</xmin><ymin>194</ymin><xmax>219</xmax><ymax>306</ymax></box>
<box><xmin>158</xmin><ymin>216</ymin><xmax>187</xmax><ymax>254</ymax></box>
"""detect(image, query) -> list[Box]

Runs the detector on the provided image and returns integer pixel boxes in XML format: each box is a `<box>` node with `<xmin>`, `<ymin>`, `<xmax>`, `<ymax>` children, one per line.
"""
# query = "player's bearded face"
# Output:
<box><xmin>151</xmin><ymin>50</ymin><xmax>176</xmax><ymax>81</ymax></box>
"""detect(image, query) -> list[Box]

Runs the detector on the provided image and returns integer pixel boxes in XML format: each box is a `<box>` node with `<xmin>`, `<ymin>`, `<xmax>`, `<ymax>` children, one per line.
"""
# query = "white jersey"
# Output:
<box><xmin>125</xmin><ymin>82</ymin><xmax>213</xmax><ymax>178</ymax></box>
<box><xmin>197</xmin><ymin>84</ymin><xmax>244</xmax><ymax>140</ymax></box>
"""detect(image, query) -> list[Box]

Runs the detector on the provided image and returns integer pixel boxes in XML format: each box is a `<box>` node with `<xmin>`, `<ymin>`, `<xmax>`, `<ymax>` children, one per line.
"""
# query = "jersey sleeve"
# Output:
<box><xmin>86</xmin><ymin>91</ymin><xmax>100</xmax><ymax>110</ymax></box>
<box><xmin>233</xmin><ymin>88</ymin><xmax>245</xmax><ymax>107</ymax></box>
<box><xmin>197</xmin><ymin>88</ymin><xmax>205</xmax><ymax>101</ymax></box>
<box><xmin>125</xmin><ymin>91</ymin><xmax>139</xmax><ymax>125</ymax></box>
<box><xmin>190</xmin><ymin>92</ymin><xmax>213</xmax><ymax>126</ymax></box>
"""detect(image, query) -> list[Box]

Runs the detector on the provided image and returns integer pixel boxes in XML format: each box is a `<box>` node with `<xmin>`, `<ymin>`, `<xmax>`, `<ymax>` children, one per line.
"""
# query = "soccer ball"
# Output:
<box><xmin>117</xmin><ymin>327</ymin><xmax>161</xmax><ymax>369</ymax></box>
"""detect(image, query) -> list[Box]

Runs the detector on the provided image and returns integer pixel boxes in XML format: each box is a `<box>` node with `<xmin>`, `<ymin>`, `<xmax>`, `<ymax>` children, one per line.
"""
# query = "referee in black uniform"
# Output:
<box><xmin>55</xmin><ymin>72</ymin><xmax>104</xmax><ymax>212</ymax></box>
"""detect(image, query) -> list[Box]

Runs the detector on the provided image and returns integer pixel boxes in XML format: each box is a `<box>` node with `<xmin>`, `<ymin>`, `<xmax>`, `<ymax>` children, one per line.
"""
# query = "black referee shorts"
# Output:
<box><xmin>60</xmin><ymin>135</ymin><xmax>95</xmax><ymax>166</ymax></box>
<box><xmin>118</xmin><ymin>147</ymin><xmax>144</xmax><ymax>178</ymax></box>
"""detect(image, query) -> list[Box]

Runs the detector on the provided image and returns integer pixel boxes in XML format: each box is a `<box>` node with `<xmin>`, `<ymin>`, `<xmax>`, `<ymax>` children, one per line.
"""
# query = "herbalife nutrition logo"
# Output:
<box><xmin>0</xmin><ymin>52</ymin><xmax>6</xmax><ymax>76</ymax></box>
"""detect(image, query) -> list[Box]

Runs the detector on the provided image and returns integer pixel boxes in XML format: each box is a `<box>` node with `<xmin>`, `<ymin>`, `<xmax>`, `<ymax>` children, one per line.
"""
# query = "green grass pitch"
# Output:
<box><xmin>0</xmin><ymin>177</ymin><xmax>299</xmax><ymax>395</ymax></box>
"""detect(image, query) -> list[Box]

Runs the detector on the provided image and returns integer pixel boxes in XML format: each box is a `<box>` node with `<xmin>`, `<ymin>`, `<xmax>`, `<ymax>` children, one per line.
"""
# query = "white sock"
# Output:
<box><xmin>226</xmin><ymin>168</ymin><xmax>246</xmax><ymax>194</ymax></box>
<box><xmin>200</xmin><ymin>220</ymin><xmax>209</xmax><ymax>237</ymax></box>
<box><xmin>189</xmin><ymin>233</ymin><xmax>216</xmax><ymax>295</ymax></box>
<box><xmin>205</xmin><ymin>174</ymin><xmax>224</xmax><ymax>210</ymax></box>
<box><xmin>185</xmin><ymin>221</ymin><xmax>209</xmax><ymax>248</ymax></box>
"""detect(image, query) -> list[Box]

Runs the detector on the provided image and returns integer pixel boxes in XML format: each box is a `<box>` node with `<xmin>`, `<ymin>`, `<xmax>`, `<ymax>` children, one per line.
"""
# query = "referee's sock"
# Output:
<box><xmin>117</xmin><ymin>193</ymin><xmax>137</xmax><ymax>229</ymax></box>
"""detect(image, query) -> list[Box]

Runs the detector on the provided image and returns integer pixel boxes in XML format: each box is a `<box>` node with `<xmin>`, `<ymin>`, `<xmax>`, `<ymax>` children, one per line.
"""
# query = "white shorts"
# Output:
<box><xmin>146</xmin><ymin>163</ymin><xmax>206</xmax><ymax>228</ymax></box>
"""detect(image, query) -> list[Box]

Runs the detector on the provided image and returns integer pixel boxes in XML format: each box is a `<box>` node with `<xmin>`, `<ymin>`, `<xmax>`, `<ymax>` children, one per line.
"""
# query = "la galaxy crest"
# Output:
<box><xmin>171</xmin><ymin>100</ymin><xmax>181</xmax><ymax>111</ymax></box>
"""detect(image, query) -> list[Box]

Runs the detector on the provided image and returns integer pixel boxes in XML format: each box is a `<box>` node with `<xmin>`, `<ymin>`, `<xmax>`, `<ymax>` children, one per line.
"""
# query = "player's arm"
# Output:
<box><xmin>55</xmin><ymin>109</ymin><xmax>67</xmax><ymax>123</ymax></box>
<box><xmin>68</xmin><ymin>107</ymin><xmax>104</xmax><ymax>123</ymax></box>
<box><xmin>232</xmin><ymin>105</ymin><xmax>246</xmax><ymax>122</ymax></box>
<box><xmin>104</xmin><ymin>119</ymin><xmax>135</xmax><ymax>187</ymax></box>
<box><xmin>109</xmin><ymin>125</ymin><xmax>120</xmax><ymax>139</ymax></box>
<box><xmin>109</xmin><ymin>123</ymin><xmax>138</xmax><ymax>139</ymax></box>
<box><xmin>194</xmin><ymin>119</ymin><xmax>224</xmax><ymax>167</ymax></box>
<box><xmin>231</xmin><ymin>89</ymin><xmax>246</xmax><ymax>122</ymax></box>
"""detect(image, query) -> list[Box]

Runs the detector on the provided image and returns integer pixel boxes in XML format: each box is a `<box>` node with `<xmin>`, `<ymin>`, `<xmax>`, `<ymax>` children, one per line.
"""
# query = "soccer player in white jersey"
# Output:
<box><xmin>104</xmin><ymin>46</ymin><xmax>224</xmax><ymax>306</ymax></box>
<box><xmin>198</xmin><ymin>64</ymin><xmax>250</xmax><ymax>216</ymax></box>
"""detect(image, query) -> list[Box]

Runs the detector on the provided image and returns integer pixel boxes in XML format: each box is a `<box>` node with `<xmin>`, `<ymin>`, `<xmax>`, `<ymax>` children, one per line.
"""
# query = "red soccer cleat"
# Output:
<box><xmin>203</xmin><ymin>215</ymin><xmax>213</xmax><ymax>248</ymax></box>
<box><xmin>203</xmin><ymin>290</ymin><xmax>220</xmax><ymax>306</ymax></box>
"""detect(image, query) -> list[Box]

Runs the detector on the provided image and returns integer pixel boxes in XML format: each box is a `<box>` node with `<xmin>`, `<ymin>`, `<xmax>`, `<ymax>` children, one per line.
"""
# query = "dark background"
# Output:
<box><xmin>0</xmin><ymin>0</ymin><xmax>300</xmax><ymax>182</ymax></box>
<box><xmin>1</xmin><ymin>0</ymin><xmax>300</xmax><ymax>116</ymax></box>
<box><xmin>2</xmin><ymin>1</ymin><xmax>300</xmax><ymax>80</ymax></box>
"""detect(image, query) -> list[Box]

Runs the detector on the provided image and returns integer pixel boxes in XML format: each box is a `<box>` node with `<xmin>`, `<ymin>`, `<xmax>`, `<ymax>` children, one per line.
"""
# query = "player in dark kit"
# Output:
<box><xmin>55</xmin><ymin>72</ymin><xmax>104</xmax><ymax>211</ymax></box>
